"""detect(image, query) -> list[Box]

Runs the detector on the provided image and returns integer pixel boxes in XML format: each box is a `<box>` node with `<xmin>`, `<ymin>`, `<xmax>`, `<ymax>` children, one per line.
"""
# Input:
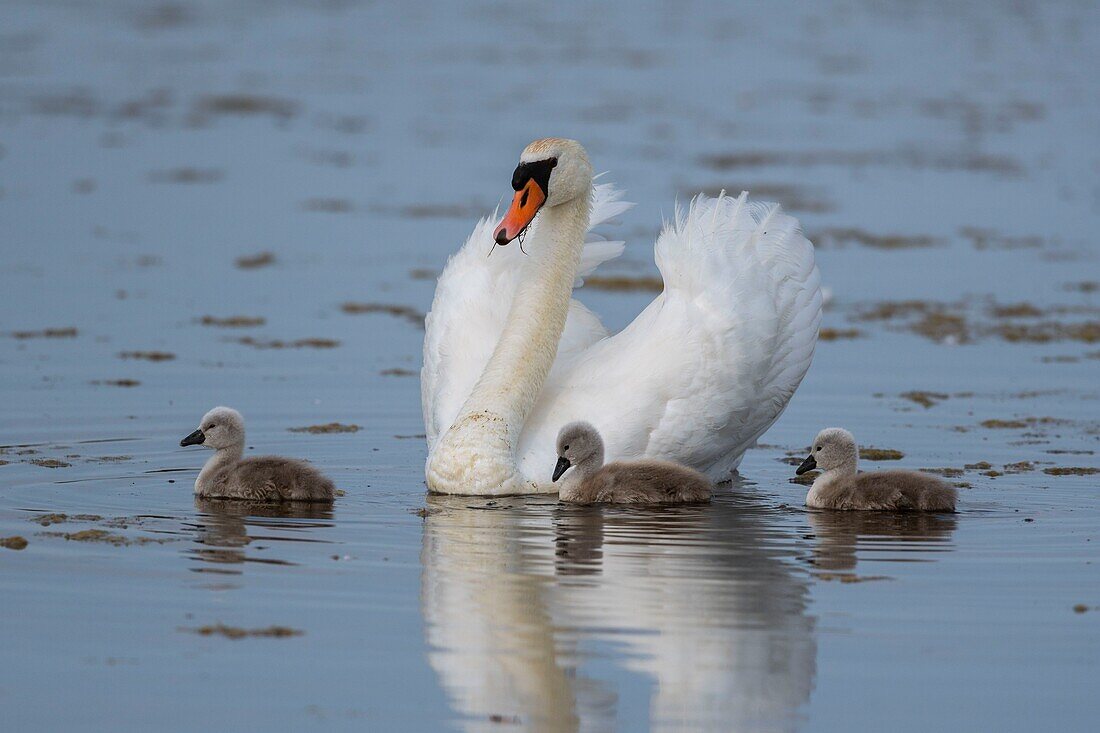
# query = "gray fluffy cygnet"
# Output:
<box><xmin>795</xmin><ymin>428</ymin><xmax>956</xmax><ymax>512</ymax></box>
<box><xmin>180</xmin><ymin>406</ymin><xmax>335</xmax><ymax>502</ymax></box>
<box><xmin>552</xmin><ymin>421</ymin><xmax>712</xmax><ymax>505</ymax></box>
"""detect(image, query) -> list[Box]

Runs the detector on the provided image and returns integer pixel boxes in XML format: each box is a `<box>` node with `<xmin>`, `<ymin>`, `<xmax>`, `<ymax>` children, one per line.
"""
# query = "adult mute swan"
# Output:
<box><xmin>422</xmin><ymin>138</ymin><xmax>821</xmax><ymax>496</ymax></box>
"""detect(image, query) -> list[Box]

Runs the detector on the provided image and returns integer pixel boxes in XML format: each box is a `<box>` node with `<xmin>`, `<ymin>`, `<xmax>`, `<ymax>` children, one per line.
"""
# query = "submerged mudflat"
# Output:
<box><xmin>1</xmin><ymin>1</ymin><xmax>1098</xmax><ymax>731</ymax></box>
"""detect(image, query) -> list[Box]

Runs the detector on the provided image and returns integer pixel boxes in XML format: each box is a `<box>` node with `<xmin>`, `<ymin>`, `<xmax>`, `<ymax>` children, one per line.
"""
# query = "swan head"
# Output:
<box><xmin>495</xmin><ymin>138</ymin><xmax>592</xmax><ymax>245</ymax></box>
<box><xmin>552</xmin><ymin>420</ymin><xmax>603</xmax><ymax>481</ymax></box>
<box><xmin>181</xmin><ymin>406</ymin><xmax>245</xmax><ymax>450</ymax></box>
<box><xmin>796</xmin><ymin>427</ymin><xmax>857</xmax><ymax>475</ymax></box>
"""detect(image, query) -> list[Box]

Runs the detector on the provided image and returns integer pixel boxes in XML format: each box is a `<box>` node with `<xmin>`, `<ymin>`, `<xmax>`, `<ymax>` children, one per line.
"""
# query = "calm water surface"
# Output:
<box><xmin>1</xmin><ymin>1</ymin><xmax>1098</xmax><ymax>731</ymax></box>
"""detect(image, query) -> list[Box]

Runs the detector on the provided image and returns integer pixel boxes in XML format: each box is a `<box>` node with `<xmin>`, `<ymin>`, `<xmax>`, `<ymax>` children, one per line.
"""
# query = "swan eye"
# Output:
<box><xmin>815</xmin><ymin>446</ymin><xmax>821</xmax><ymax>451</ymax></box>
<box><xmin>563</xmin><ymin>445</ymin><xmax>569</xmax><ymax>451</ymax></box>
<box><xmin>206</xmin><ymin>424</ymin><xmax>216</xmax><ymax>431</ymax></box>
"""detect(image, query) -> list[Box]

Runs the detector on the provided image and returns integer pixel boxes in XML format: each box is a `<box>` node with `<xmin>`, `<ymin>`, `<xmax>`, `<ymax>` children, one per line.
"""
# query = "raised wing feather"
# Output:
<box><xmin>516</xmin><ymin>192</ymin><xmax>822</xmax><ymax>484</ymax></box>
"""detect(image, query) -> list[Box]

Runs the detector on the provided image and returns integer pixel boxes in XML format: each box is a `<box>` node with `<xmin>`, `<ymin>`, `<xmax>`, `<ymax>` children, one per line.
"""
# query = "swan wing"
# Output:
<box><xmin>518</xmin><ymin>192</ymin><xmax>822</xmax><ymax>483</ymax></box>
<box><xmin>422</xmin><ymin>182</ymin><xmax>632</xmax><ymax>446</ymax></box>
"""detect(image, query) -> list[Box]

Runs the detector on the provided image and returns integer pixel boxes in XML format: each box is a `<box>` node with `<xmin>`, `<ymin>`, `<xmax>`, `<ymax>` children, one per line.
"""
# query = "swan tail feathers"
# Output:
<box><xmin>648</xmin><ymin>191</ymin><xmax>822</xmax><ymax>474</ymax></box>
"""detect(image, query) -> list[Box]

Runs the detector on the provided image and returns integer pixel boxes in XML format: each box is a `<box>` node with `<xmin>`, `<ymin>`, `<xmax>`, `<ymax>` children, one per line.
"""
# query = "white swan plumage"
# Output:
<box><xmin>422</xmin><ymin>138</ymin><xmax>821</xmax><ymax>495</ymax></box>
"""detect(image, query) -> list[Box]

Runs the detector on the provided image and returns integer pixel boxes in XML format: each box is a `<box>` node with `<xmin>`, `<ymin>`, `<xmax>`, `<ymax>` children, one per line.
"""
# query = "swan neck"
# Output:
<box><xmin>462</xmin><ymin>193</ymin><xmax>590</xmax><ymax>430</ymax></box>
<box><xmin>425</xmin><ymin>188</ymin><xmax>591</xmax><ymax>494</ymax></box>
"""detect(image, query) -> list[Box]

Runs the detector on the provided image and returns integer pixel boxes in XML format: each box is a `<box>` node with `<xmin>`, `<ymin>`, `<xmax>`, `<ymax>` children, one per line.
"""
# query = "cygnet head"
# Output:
<box><xmin>494</xmin><ymin>138</ymin><xmax>593</xmax><ymax>245</ymax></box>
<box><xmin>180</xmin><ymin>406</ymin><xmax>245</xmax><ymax>451</ymax></box>
<box><xmin>553</xmin><ymin>421</ymin><xmax>604</xmax><ymax>482</ymax></box>
<box><xmin>796</xmin><ymin>427</ymin><xmax>858</xmax><ymax>476</ymax></box>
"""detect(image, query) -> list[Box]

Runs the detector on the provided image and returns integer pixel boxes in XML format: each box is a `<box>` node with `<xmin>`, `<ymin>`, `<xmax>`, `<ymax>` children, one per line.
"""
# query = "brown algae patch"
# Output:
<box><xmin>41</xmin><ymin>529</ymin><xmax>171</xmax><ymax>546</ymax></box>
<box><xmin>235</xmin><ymin>252</ymin><xmax>275</xmax><ymax>270</ymax></box>
<box><xmin>380</xmin><ymin>368</ymin><xmax>417</xmax><ymax>377</ymax></box>
<box><xmin>148</xmin><ymin>168</ymin><xmax>224</xmax><ymax>184</ymax></box>
<box><xmin>91</xmin><ymin>379</ymin><xmax>141</xmax><ymax>387</ymax></box>
<box><xmin>1</xmin><ymin>536</ymin><xmax>28</xmax><ymax>550</ymax></box>
<box><xmin>288</xmin><ymin>423</ymin><xmax>360</xmax><ymax>434</ymax></box>
<box><xmin>813</xmin><ymin>227</ymin><xmax>939</xmax><ymax>250</ymax></box>
<box><xmin>1042</xmin><ymin>467</ymin><xmax>1099</xmax><ymax>476</ymax></box>
<box><xmin>340</xmin><ymin>302</ymin><xmax>424</xmax><ymax>327</ymax></box>
<box><xmin>919</xmin><ymin>467</ymin><xmax>965</xmax><ymax>478</ymax></box>
<box><xmin>409</xmin><ymin>268</ymin><xmax>438</xmax><ymax>280</ymax></box>
<box><xmin>979</xmin><ymin>417</ymin><xmax>1072</xmax><ymax>433</ymax></box>
<box><xmin>582</xmin><ymin>275</ymin><xmax>664</xmax><ymax>292</ymax></box>
<box><xmin>965</xmin><ymin>461</ymin><xmax>993</xmax><ymax>470</ymax></box>
<box><xmin>859</xmin><ymin>448</ymin><xmax>904</xmax><ymax>461</ymax></box>
<box><xmin>232</xmin><ymin>337</ymin><xmax>339</xmax><ymax>349</ymax></box>
<box><xmin>814</xmin><ymin>573</ymin><xmax>892</xmax><ymax>583</ymax></box>
<box><xmin>981</xmin><ymin>419</ymin><xmax>1029</xmax><ymax>429</ymax></box>
<box><xmin>850</xmin><ymin>300</ymin><xmax>970</xmax><ymax>343</ymax></box>
<box><xmin>370</xmin><ymin>203</ymin><xmax>486</xmax><ymax>219</ymax></box>
<box><xmin>302</xmin><ymin>198</ymin><xmax>354</xmax><ymax>213</ymax></box>
<box><xmin>846</xmin><ymin>299</ymin><xmax>1100</xmax><ymax>345</ymax></box>
<box><xmin>698</xmin><ymin>149</ymin><xmax>1022</xmax><ymax>176</ymax></box>
<box><xmin>912</xmin><ymin>312</ymin><xmax>969</xmax><ymax>343</ymax></box>
<box><xmin>184</xmin><ymin>623</ymin><xmax>303</xmax><ymax>639</ymax></box>
<box><xmin>900</xmin><ymin>391</ymin><xmax>949</xmax><ymax>408</ymax></box>
<box><xmin>119</xmin><ymin>351</ymin><xmax>175</xmax><ymax>362</ymax></box>
<box><xmin>30</xmin><ymin>458</ymin><xmax>71</xmax><ymax>468</ymax></box>
<box><xmin>819</xmin><ymin>328</ymin><xmax>862</xmax><ymax>341</ymax></box>
<box><xmin>960</xmin><ymin>227</ymin><xmax>1043</xmax><ymax>251</ymax></box>
<box><xmin>790</xmin><ymin>472</ymin><xmax>818</xmax><ymax>485</ymax></box>
<box><xmin>31</xmin><ymin>513</ymin><xmax>102</xmax><ymax>526</ymax></box>
<box><xmin>991</xmin><ymin>302</ymin><xmax>1044</xmax><ymax>319</ymax></box>
<box><xmin>199</xmin><ymin>315</ymin><xmax>265</xmax><ymax>328</ymax></box>
<box><xmin>994</xmin><ymin>321</ymin><xmax>1100</xmax><ymax>344</ymax></box>
<box><xmin>9</xmin><ymin>327</ymin><xmax>78</xmax><ymax>339</ymax></box>
<box><xmin>193</xmin><ymin>94</ymin><xmax>297</xmax><ymax>121</ymax></box>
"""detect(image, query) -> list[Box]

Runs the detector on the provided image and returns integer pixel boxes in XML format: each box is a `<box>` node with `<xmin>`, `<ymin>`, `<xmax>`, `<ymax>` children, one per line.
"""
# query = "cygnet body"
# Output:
<box><xmin>180</xmin><ymin>406</ymin><xmax>335</xmax><ymax>502</ymax></box>
<box><xmin>796</xmin><ymin>428</ymin><xmax>956</xmax><ymax>511</ymax></box>
<box><xmin>552</xmin><ymin>421</ymin><xmax>712</xmax><ymax>505</ymax></box>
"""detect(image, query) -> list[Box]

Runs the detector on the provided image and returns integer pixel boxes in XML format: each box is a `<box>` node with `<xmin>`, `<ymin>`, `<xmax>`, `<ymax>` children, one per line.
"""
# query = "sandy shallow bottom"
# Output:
<box><xmin>1</xmin><ymin>1</ymin><xmax>1098</xmax><ymax>731</ymax></box>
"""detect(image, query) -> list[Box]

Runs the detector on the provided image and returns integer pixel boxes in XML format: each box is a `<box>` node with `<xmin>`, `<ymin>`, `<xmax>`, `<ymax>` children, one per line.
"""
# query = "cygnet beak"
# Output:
<box><xmin>180</xmin><ymin>429</ymin><xmax>205</xmax><ymax>447</ymax></box>
<box><xmin>795</xmin><ymin>454</ymin><xmax>817</xmax><ymax>475</ymax></box>
<box><xmin>552</xmin><ymin>456</ymin><xmax>571</xmax><ymax>482</ymax></box>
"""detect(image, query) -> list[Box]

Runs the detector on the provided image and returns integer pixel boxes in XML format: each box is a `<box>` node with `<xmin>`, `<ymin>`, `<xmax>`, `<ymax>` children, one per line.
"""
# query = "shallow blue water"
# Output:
<box><xmin>1</xmin><ymin>1</ymin><xmax>1098</xmax><ymax>731</ymax></box>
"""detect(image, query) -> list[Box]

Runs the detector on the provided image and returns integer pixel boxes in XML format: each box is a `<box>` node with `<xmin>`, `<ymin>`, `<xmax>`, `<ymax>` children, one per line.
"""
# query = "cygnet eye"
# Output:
<box><xmin>206</xmin><ymin>424</ymin><xmax>216</xmax><ymax>431</ymax></box>
<box><xmin>815</xmin><ymin>446</ymin><xmax>821</xmax><ymax>451</ymax></box>
<box><xmin>563</xmin><ymin>444</ymin><xmax>570</xmax><ymax>451</ymax></box>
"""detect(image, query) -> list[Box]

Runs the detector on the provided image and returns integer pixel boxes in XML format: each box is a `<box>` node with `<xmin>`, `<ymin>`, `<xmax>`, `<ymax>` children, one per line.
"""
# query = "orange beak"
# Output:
<box><xmin>494</xmin><ymin>179</ymin><xmax>546</xmax><ymax>245</ymax></box>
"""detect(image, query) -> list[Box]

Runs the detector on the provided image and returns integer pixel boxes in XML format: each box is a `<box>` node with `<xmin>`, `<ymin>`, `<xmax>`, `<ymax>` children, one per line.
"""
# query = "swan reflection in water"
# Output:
<box><xmin>188</xmin><ymin>498</ymin><xmax>334</xmax><ymax>570</ymax></box>
<box><xmin>805</xmin><ymin>510</ymin><xmax>958</xmax><ymax>573</ymax></box>
<box><xmin>420</xmin><ymin>485</ymin><xmax>818</xmax><ymax>732</ymax></box>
